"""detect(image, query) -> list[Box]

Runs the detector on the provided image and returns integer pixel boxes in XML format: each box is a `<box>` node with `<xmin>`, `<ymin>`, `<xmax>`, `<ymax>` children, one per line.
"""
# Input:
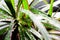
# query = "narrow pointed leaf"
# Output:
<box><xmin>0</xmin><ymin>8</ymin><xmax>12</xmax><ymax>17</ymax></box>
<box><xmin>11</xmin><ymin>0</ymin><xmax>15</xmax><ymax>10</ymax></box>
<box><xmin>48</xmin><ymin>0</ymin><xmax>54</xmax><ymax>17</ymax></box>
<box><xmin>17</xmin><ymin>0</ymin><xmax>22</xmax><ymax>12</ymax></box>
<box><xmin>0</xmin><ymin>0</ymin><xmax>11</xmax><ymax>15</ymax></box>
<box><xmin>4</xmin><ymin>0</ymin><xmax>16</xmax><ymax>18</ymax></box>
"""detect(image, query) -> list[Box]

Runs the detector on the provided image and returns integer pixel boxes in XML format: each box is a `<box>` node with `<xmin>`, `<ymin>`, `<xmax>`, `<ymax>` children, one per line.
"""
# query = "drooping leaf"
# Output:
<box><xmin>30</xmin><ymin>8</ymin><xmax>60</xmax><ymax>30</ymax></box>
<box><xmin>42</xmin><ymin>22</ymin><xmax>59</xmax><ymax>30</ymax></box>
<box><xmin>21</xmin><ymin>9</ymin><xmax>52</xmax><ymax>40</ymax></box>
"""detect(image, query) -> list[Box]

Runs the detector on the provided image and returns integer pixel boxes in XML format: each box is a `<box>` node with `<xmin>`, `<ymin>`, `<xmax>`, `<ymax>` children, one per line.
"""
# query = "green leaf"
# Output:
<box><xmin>11</xmin><ymin>0</ymin><xmax>15</xmax><ymax>10</ymax></box>
<box><xmin>22</xmin><ymin>0</ymin><xmax>29</xmax><ymax>10</ymax></box>
<box><xmin>16</xmin><ymin>0</ymin><xmax>22</xmax><ymax>20</ymax></box>
<box><xmin>30</xmin><ymin>8</ymin><xmax>46</xmax><ymax>14</ymax></box>
<box><xmin>17</xmin><ymin>0</ymin><xmax>22</xmax><ymax>12</ymax></box>
<box><xmin>4</xmin><ymin>22</ymin><xmax>13</xmax><ymax>40</ymax></box>
<box><xmin>4</xmin><ymin>0</ymin><xmax>16</xmax><ymax>18</ymax></box>
<box><xmin>0</xmin><ymin>8</ymin><xmax>12</xmax><ymax>16</ymax></box>
<box><xmin>0</xmin><ymin>8</ymin><xmax>12</xmax><ymax>19</ymax></box>
<box><xmin>18</xmin><ymin>27</ymin><xmax>25</xmax><ymax>40</ymax></box>
<box><xmin>48</xmin><ymin>0</ymin><xmax>54</xmax><ymax>17</ymax></box>
<box><xmin>18</xmin><ymin>25</ymin><xmax>35</xmax><ymax>40</ymax></box>
<box><xmin>42</xmin><ymin>22</ymin><xmax>59</xmax><ymax>30</ymax></box>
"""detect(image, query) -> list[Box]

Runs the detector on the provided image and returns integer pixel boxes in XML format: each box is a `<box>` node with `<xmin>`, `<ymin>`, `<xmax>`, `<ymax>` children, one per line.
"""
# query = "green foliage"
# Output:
<box><xmin>0</xmin><ymin>0</ymin><xmax>60</xmax><ymax>40</ymax></box>
<box><xmin>4</xmin><ymin>0</ymin><xmax>16</xmax><ymax>18</ymax></box>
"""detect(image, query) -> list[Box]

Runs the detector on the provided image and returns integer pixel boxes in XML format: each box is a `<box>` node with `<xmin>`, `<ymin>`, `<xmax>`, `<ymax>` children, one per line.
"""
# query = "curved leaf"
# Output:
<box><xmin>30</xmin><ymin>8</ymin><xmax>60</xmax><ymax>30</ymax></box>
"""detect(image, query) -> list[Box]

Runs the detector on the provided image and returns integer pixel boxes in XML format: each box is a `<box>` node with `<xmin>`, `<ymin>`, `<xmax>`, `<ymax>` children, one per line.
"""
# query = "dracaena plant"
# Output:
<box><xmin>0</xmin><ymin>0</ymin><xmax>33</xmax><ymax>40</ymax></box>
<box><xmin>0</xmin><ymin>0</ymin><xmax>40</xmax><ymax>40</ymax></box>
<box><xmin>0</xmin><ymin>0</ymin><xmax>60</xmax><ymax>40</ymax></box>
